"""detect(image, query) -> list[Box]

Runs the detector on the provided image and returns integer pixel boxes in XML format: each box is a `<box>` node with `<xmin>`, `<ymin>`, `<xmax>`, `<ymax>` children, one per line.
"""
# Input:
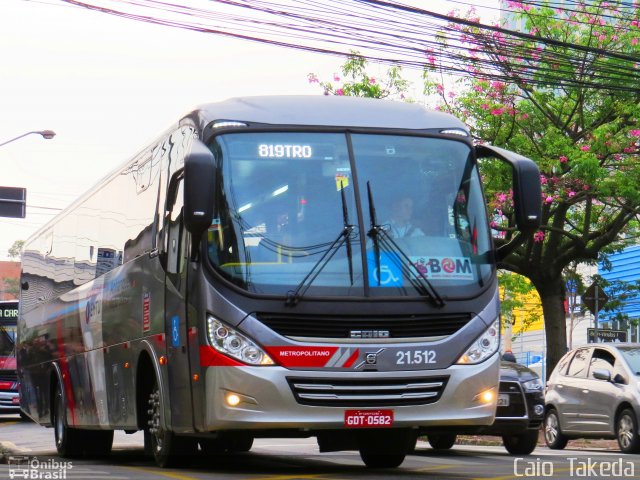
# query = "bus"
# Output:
<box><xmin>18</xmin><ymin>95</ymin><xmax>541</xmax><ymax>468</ymax></box>
<box><xmin>0</xmin><ymin>300</ymin><xmax>19</xmax><ymax>414</ymax></box>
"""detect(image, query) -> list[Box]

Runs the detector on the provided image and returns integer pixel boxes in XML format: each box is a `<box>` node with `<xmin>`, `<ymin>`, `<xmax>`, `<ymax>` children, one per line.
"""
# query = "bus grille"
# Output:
<box><xmin>256</xmin><ymin>313</ymin><xmax>471</xmax><ymax>339</ymax></box>
<box><xmin>287</xmin><ymin>376</ymin><xmax>448</xmax><ymax>407</ymax></box>
<box><xmin>497</xmin><ymin>381</ymin><xmax>526</xmax><ymax>417</ymax></box>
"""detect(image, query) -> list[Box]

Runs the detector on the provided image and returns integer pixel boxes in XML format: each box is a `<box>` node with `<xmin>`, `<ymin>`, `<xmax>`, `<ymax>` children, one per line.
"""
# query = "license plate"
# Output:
<box><xmin>497</xmin><ymin>394</ymin><xmax>510</xmax><ymax>407</ymax></box>
<box><xmin>344</xmin><ymin>409</ymin><xmax>394</xmax><ymax>428</ymax></box>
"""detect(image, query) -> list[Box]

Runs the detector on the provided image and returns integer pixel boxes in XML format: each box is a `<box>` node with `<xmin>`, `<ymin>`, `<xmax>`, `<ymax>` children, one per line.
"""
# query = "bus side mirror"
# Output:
<box><xmin>475</xmin><ymin>145</ymin><xmax>541</xmax><ymax>231</ymax></box>
<box><xmin>184</xmin><ymin>140</ymin><xmax>216</xmax><ymax>257</ymax></box>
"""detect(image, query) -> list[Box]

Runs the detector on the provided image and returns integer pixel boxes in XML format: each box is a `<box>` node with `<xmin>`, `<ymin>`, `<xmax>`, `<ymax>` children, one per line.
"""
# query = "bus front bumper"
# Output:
<box><xmin>200</xmin><ymin>354</ymin><xmax>499</xmax><ymax>432</ymax></box>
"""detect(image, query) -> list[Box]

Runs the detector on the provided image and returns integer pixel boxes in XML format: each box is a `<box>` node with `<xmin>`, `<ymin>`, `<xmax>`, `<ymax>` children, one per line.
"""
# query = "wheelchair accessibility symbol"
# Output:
<box><xmin>374</xmin><ymin>265</ymin><xmax>400</xmax><ymax>285</ymax></box>
<box><xmin>367</xmin><ymin>252</ymin><xmax>403</xmax><ymax>287</ymax></box>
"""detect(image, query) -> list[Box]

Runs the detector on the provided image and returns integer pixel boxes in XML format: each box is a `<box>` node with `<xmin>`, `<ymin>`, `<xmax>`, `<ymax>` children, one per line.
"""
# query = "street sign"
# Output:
<box><xmin>0</xmin><ymin>186</ymin><xmax>26</xmax><ymax>219</ymax></box>
<box><xmin>587</xmin><ymin>328</ymin><xmax>627</xmax><ymax>343</ymax></box>
<box><xmin>581</xmin><ymin>282</ymin><xmax>609</xmax><ymax>315</ymax></box>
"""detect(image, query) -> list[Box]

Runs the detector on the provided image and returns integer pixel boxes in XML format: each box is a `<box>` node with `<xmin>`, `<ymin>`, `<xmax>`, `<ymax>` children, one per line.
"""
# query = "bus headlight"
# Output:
<box><xmin>207</xmin><ymin>316</ymin><xmax>275</xmax><ymax>366</ymax></box>
<box><xmin>456</xmin><ymin>319</ymin><xmax>500</xmax><ymax>365</ymax></box>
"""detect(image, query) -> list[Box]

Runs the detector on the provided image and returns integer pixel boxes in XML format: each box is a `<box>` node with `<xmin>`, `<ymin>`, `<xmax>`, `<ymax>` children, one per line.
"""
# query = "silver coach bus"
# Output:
<box><xmin>18</xmin><ymin>96</ymin><xmax>540</xmax><ymax>468</ymax></box>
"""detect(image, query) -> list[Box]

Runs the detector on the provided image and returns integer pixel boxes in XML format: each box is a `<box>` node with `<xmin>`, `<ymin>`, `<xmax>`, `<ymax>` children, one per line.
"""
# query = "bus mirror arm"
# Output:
<box><xmin>183</xmin><ymin>140</ymin><xmax>216</xmax><ymax>261</ymax></box>
<box><xmin>475</xmin><ymin>145</ymin><xmax>542</xmax><ymax>232</ymax></box>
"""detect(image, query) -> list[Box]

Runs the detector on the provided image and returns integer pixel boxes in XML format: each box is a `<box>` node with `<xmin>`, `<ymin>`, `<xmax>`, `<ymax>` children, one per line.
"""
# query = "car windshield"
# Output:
<box><xmin>617</xmin><ymin>346</ymin><xmax>640</xmax><ymax>374</ymax></box>
<box><xmin>206</xmin><ymin>132</ymin><xmax>493</xmax><ymax>298</ymax></box>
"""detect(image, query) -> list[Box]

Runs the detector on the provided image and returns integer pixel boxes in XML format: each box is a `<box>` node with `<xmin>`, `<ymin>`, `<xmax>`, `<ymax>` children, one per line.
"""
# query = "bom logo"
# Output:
<box><xmin>414</xmin><ymin>257</ymin><xmax>472</xmax><ymax>277</ymax></box>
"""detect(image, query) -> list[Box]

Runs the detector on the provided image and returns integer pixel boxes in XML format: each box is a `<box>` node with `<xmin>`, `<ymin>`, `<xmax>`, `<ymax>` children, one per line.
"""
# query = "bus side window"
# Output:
<box><xmin>166</xmin><ymin>179</ymin><xmax>185</xmax><ymax>275</ymax></box>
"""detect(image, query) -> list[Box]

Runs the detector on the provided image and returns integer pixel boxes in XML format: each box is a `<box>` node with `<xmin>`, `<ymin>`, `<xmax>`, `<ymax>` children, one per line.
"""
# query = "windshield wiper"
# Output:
<box><xmin>366</xmin><ymin>182</ymin><xmax>446</xmax><ymax>307</ymax></box>
<box><xmin>285</xmin><ymin>186</ymin><xmax>355</xmax><ymax>306</ymax></box>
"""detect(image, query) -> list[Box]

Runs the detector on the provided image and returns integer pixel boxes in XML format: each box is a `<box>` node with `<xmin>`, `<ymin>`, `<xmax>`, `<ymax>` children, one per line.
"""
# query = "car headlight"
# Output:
<box><xmin>456</xmin><ymin>319</ymin><xmax>500</xmax><ymax>364</ymax></box>
<box><xmin>207</xmin><ymin>316</ymin><xmax>275</xmax><ymax>366</ymax></box>
<box><xmin>522</xmin><ymin>378</ymin><xmax>544</xmax><ymax>393</ymax></box>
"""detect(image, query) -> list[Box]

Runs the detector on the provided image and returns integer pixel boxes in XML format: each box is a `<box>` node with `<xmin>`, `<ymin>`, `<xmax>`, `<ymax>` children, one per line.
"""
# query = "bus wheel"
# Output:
<box><xmin>358</xmin><ymin>430</ymin><xmax>413</xmax><ymax>469</ymax></box>
<box><xmin>53</xmin><ymin>382</ymin><xmax>85</xmax><ymax>458</ymax></box>
<box><xmin>427</xmin><ymin>433</ymin><xmax>457</xmax><ymax>450</ymax></box>
<box><xmin>228</xmin><ymin>434</ymin><xmax>253</xmax><ymax>453</ymax></box>
<box><xmin>359</xmin><ymin>451</ymin><xmax>406</xmax><ymax>469</ymax></box>
<box><xmin>502</xmin><ymin>429</ymin><xmax>539</xmax><ymax>455</ymax></box>
<box><xmin>146</xmin><ymin>382</ymin><xmax>196</xmax><ymax>467</ymax></box>
<box><xmin>84</xmin><ymin>430</ymin><xmax>114</xmax><ymax>458</ymax></box>
<box><xmin>200</xmin><ymin>434</ymin><xmax>253</xmax><ymax>454</ymax></box>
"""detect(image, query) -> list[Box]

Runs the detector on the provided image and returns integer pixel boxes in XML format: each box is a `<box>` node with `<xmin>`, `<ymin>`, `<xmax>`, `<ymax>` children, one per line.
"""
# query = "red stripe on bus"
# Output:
<box><xmin>57</xmin><ymin>316</ymin><xmax>76</xmax><ymax>426</ymax></box>
<box><xmin>264</xmin><ymin>346</ymin><xmax>339</xmax><ymax>368</ymax></box>
<box><xmin>342</xmin><ymin>349</ymin><xmax>360</xmax><ymax>368</ymax></box>
<box><xmin>199</xmin><ymin>345</ymin><xmax>245</xmax><ymax>367</ymax></box>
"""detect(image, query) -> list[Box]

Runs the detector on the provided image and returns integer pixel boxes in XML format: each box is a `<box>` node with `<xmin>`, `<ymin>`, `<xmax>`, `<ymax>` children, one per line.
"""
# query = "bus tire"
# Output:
<box><xmin>427</xmin><ymin>433</ymin><xmax>457</xmax><ymax>450</ymax></box>
<box><xmin>84</xmin><ymin>430</ymin><xmax>114</xmax><ymax>458</ymax></box>
<box><xmin>200</xmin><ymin>434</ymin><xmax>253</xmax><ymax>454</ymax></box>
<box><xmin>502</xmin><ymin>429</ymin><xmax>539</xmax><ymax>455</ymax></box>
<box><xmin>146</xmin><ymin>378</ymin><xmax>197</xmax><ymax>467</ymax></box>
<box><xmin>228</xmin><ymin>434</ymin><xmax>253</xmax><ymax>453</ymax></box>
<box><xmin>358</xmin><ymin>429</ymin><xmax>412</xmax><ymax>469</ymax></box>
<box><xmin>359</xmin><ymin>451</ymin><xmax>406</xmax><ymax>469</ymax></box>
<box><xmin>53</xmin><ymin>382</ymin><xmax>85</xmax><ymax>458</ymax></box>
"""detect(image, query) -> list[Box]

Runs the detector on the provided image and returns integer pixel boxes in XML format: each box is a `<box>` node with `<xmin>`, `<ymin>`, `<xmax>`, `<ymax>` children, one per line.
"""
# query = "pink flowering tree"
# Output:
<box><xmin>313</xmin><ymin>3</ymin><xmax>640</xmax><ymax>375</ymax></box>
<box><xmin>308</xmin><ymin>51</ymin><xmax>408</xmax><ymax>99</ymax></box>
<box><xmin>428</xmin><ymin>2</ymin><xmax>640</xmax><ymax>374</ymax></box>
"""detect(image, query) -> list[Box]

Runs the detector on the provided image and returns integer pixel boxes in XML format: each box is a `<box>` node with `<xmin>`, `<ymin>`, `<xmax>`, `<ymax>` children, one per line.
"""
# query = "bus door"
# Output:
<box><xmin>164</xmin><ymin>178</ymin><xmax>195</xmax><ymax>432</ymax></box>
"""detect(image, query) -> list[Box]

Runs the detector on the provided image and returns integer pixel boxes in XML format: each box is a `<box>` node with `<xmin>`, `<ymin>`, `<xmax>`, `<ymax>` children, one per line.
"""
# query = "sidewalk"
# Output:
<box><xmin>456</xmin><ymin>433</ymin><xmax>619</xmax><ymax>451</ymax></box>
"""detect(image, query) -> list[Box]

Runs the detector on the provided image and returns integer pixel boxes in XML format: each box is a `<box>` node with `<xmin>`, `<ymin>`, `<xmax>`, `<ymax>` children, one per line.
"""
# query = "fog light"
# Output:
<box><xmin>534</xmin><ymin>404</ymin><xmax>544</xmax><ymax>416</ymax></box>
<box><xmin>225</xmin><ymin>393</ymin><xmax>241</xmax><ymax>407</ymax></box>
<box><xmin>473</xmin><ymin>387</ymin><xmax>496</xmax><ymax>404</ymax></box>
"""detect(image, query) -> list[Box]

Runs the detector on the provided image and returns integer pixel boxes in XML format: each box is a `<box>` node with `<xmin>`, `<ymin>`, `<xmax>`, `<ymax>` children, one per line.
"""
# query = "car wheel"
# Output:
<box><xmin>428</xmin><ymin>433</ymin><xmax>457</xmax><ymax>450</ymax></box>
<box><xmin>616</xmin><ymin>408</ymin><xmax>640</xmax><ymax>454</ymax></box>
<box><xmin>503</xmin><ymin>429</ymin><xmax>539</xmax><ymax>455</ymax></box>
<box><xmin>544</xmin><ymin>408</ymin><xmax>568</xmax><ymax>450</ymax></box>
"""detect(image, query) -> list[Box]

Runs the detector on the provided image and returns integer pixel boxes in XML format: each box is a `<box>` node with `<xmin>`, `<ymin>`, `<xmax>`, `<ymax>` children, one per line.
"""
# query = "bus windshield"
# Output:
<box><xmin>206</xmin><ymin>132</ymin><xmax>492</xmax><ymax>298</ymax></box>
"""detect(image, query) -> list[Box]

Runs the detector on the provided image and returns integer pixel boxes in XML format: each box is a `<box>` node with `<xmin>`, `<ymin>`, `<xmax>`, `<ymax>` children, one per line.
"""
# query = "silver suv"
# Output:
<box><xmin>544</xmin><ymin>343</ymin><xmax>640</xmax><ymax>453</ymax></box>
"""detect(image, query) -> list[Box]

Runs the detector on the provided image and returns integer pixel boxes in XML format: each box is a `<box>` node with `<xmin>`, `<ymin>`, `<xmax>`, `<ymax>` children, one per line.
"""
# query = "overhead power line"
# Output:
<box><xmin>56</xmin><ymin>0</ymin><xmax>640</xmax><ymax>93</ymax></box>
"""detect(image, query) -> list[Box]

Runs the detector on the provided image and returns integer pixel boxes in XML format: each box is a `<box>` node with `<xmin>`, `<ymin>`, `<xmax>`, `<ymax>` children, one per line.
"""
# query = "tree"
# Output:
<box><xmin>312</xmin><ymin>1</ymin><xmax>640</xmax><ymax>376</ymax></box>
<box><xmin>308</xmin><ymin>51</ymin><xmax>409</xmax><ymax>100</ymax></box>
<box><xmin>427</xmin><ymin>2</ymin><xmax>640</xmax><ymax>375</ymax></box>
<box><xmin>8</xmin><ymin>240</ymin><xmax>24</xmax><ymax>260</ymax></box>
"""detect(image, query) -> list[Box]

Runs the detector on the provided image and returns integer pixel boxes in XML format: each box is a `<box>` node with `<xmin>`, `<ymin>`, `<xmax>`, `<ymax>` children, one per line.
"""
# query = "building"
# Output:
<box><xmin>598</xmin><ymin>246</ymin><xmax>640</xmax><ymax>342</ymax></box>
<box><xmin>0</xmin><ymin>261</ymin><xmax>20</xmax><ymax>301</ymax></box>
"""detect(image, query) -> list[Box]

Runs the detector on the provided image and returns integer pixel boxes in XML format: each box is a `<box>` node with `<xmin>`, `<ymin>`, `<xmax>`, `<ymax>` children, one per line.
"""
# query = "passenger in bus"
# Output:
<box><xmin>385</xmin><ymin>196</ymin><xmax>425</xmax><ymax>238</ymax></box>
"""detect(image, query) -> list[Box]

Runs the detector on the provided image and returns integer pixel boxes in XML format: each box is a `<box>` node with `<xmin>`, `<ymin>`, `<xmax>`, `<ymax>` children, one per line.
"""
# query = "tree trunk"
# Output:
<box><xmin>538</xmin><ymin>276</ymin><xmax>568</xmax><ymax>379</ymax></box>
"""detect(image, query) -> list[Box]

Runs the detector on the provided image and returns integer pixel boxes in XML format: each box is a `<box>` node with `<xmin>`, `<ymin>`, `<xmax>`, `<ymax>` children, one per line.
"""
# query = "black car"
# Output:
<box><xmin>422</xmin><ymin>361</ymin><xmax>545</xmax><ymax>455</ymax></box>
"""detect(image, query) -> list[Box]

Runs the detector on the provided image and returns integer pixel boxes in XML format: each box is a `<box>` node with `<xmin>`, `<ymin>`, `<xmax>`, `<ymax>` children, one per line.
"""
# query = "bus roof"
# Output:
<box><xmin>188</xmin><ymin>95</ymin><xmax>469</xmax><ymax>132</ymax></box>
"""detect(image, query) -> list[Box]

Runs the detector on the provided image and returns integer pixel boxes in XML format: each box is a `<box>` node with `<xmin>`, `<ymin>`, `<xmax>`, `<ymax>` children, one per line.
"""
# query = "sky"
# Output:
<box><xmin>0</xmin><ymin>0</ymin><xmax>500</xmax><ymax>261</ymax></box>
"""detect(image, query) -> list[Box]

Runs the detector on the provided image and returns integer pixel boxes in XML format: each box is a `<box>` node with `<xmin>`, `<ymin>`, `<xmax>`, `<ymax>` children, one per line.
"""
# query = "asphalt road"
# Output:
<box><xmin>1</xmin><ymin>414</ymin><xmax>638</xmax><ymax>480</ymax></box>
